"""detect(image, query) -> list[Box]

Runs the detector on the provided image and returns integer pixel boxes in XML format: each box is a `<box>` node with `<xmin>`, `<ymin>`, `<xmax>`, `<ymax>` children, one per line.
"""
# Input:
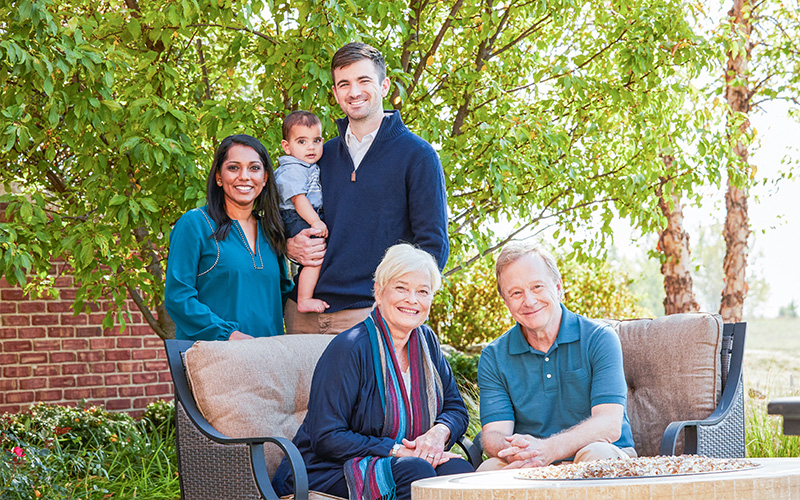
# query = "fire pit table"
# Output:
<box><xmin>412</xmin><ymin>458</ymin><xmax>800</xmax><ymax>500</ymax></box>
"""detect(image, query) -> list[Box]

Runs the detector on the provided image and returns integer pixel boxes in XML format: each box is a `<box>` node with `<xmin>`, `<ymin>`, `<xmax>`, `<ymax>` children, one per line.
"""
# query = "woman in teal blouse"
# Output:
<box><xmin>166</xmin><ymin>134</ymin><xmax>293</xmax><ymax>341</ymax></box>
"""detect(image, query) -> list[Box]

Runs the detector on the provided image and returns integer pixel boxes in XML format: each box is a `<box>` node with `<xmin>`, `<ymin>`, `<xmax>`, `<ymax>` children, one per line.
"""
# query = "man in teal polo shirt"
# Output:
<box><xmin>477</xmin><ymin>242</ymin><xmax>636</xmax><ymax>470</ymax></box>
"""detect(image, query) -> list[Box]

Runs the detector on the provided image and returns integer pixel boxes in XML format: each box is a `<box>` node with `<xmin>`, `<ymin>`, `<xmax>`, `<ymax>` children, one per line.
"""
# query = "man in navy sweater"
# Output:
<box><xmin>284</xmin><ymin>42</ymin><xmax>449</xmax><ymax>334</ymax></box>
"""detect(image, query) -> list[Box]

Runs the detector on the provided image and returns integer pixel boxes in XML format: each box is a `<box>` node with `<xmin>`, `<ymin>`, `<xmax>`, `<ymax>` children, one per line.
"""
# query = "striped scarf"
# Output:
<box><xmin>343</xmin><ymin>308</ymin><xmax>444</xmax><ymax>500</ymax></box>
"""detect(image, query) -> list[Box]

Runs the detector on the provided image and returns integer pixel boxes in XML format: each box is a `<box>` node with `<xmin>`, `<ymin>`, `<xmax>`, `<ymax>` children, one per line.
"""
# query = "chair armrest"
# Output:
<box><xmin>250</xmin><ymin>437</ymin><xmax>309</xmax><ymax>500</ymax></box>
<box><xmin>454</xmin><ymin>434</ymin><xmax>484</xmax><ymax>469</ymax></box>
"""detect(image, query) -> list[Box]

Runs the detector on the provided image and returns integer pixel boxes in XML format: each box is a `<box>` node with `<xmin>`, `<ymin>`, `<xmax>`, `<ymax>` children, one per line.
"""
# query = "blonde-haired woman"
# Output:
<box><xmin>273</xmin><ymin>243</ymin><xmax>473</xmax><ymax>500</ymax></box>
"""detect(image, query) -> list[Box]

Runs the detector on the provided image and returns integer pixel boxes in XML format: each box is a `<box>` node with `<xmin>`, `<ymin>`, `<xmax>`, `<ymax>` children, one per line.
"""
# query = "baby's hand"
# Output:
<box><xmin>311</xmin><ymin>220</ymin><xmax>328</xmax><ymax>238</ymax></box>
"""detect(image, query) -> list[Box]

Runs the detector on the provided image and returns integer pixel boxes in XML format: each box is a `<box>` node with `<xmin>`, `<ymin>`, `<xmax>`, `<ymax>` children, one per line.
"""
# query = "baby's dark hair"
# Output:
<box><xmin>282</xmin><ymin>110</ymin><xmax>322</xmax><ymax>140</ymax></box>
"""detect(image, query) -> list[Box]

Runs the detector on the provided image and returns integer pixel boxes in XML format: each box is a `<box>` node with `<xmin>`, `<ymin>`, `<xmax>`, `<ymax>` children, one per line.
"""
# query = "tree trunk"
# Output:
<box><xmin>720</xmin><ymin>0</ymin><xmax>752</xmax><ymax>323</ymax></box>
<box><xmin>656</xmin><ymin>157</ymin><xmax>700</xmax><ymax>315</ymax></box>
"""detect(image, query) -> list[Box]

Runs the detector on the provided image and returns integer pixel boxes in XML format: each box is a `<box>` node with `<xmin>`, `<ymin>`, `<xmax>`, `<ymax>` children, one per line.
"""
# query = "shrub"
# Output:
<box><xmin>0</xmin><ymin>401</ymin><xmax>179</xmax><ymax>500</ymax></box>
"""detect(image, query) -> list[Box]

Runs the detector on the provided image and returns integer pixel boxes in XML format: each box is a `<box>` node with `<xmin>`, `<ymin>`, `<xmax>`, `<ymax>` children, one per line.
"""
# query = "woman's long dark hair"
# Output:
<box><xmin>205</xmin><ymin>134</ymin><xmax>286</xmax><ymax>255</ymax></box>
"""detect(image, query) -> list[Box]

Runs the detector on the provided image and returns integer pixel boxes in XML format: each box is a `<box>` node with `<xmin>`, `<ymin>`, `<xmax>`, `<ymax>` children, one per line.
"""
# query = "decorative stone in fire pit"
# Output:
<box><xmin>412</xmin><ymin>457</ymin><xmax>800</xmax><ymax>500</ymax></box>
<box><xmin>516</xmin><ymin>455</ymin><xmax>759</xmax><ymax>480</ymax></box>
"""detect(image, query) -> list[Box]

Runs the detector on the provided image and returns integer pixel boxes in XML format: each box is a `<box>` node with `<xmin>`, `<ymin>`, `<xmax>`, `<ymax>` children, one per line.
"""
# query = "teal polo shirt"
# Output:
<box><xmin>478</xmin><ymin>304</ymin><xmax>634</xmax><ymax>450</ymax></box>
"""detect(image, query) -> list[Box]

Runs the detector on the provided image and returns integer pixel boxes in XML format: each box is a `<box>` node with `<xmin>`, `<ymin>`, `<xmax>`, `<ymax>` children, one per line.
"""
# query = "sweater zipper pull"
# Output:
<box><xmin>351</xmin><ymin>170</ymin><xmax>356</xmax><ymax>182</ymax></box>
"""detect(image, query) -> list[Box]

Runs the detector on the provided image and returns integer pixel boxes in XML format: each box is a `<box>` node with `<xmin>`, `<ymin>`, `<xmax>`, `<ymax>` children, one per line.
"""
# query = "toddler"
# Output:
<box><xmin>274</xmin><ymin>110</ymin><xmax>328</xmax><ymax>313</ymax></box>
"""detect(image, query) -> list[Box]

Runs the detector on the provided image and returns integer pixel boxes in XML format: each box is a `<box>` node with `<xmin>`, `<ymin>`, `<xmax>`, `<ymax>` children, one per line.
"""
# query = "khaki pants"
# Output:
<box><xmin>284</xmin><ymin>299</ymin><xmax>371</xmax><ymax>335</ymax></box>
<box><xmin>476</xmin><ymin>442</ymin><xmax>638</xmax><ymax>471</ymax></box>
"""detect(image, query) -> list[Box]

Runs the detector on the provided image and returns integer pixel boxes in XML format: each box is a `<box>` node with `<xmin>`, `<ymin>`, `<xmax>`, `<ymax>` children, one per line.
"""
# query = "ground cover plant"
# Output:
<box><xmin>0</xmin><ymin>400</ymin><xmax>178</xmax><ymax>500</ymax></box>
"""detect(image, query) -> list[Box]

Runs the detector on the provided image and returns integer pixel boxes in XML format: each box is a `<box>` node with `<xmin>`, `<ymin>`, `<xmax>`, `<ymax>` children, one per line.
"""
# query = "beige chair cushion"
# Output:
<box><xmin>601</xmin><ymin>313</ymin><xmax>722</xmax><ymax>456</ymax></box>
<box><xmin>184</xmin><ymin>334</ymin><xmax>333</xmax><ymax>475</ymax></box>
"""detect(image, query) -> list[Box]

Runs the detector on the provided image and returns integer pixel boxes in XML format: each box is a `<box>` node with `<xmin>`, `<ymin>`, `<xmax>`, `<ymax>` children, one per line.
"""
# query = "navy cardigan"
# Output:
<box><xmin>272</xmin><ymin>322</ymin><xmax>468</xmax><ymax>495</ymax></box>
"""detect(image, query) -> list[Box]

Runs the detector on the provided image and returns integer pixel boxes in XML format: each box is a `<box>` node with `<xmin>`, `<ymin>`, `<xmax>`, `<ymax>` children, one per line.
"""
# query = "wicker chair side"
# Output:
<box><xmin>696</xmin><ymin>382</ymin><xmax>746</xmax><ymax>458</ymax></box>
<box><xmin>176</xmin><ymin>400</ymin><xmax>264</xmax><ymax>500</ymax></box>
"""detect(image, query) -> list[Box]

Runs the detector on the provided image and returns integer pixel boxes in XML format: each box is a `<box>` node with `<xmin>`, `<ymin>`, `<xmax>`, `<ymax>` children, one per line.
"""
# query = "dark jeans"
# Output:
<box><xmin>325</xmin><ymin>457</ymin><xmax>474</xmax><ymax>500</ymax></box>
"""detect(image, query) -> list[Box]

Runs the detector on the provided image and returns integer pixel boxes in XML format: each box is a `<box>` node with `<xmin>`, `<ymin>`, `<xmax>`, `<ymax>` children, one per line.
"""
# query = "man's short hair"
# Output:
<box><xmin>282</xmin><ymin>110</ymin><xmax>321</xmax><ymax>141</ymax></box>
<box><xmin>330</xmin><ymin>42</ymin><xmax>386</xmax><ymax>83</ymax></box>
<box><xmin>495</xmin><ymin>242</ymin><xmax>563</xmax><ymax>298</ymax></box>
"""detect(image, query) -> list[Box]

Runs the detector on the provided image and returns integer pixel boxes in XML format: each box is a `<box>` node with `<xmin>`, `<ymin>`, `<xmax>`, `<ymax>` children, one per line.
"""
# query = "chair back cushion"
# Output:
<box><xmin>184</xmin><ymin>334</ymin><xmax>333</xmax><ymax>474</ymax></box>
<box><xmin>600</xmin><ymin>313</ymin><xmax>723</xmax><ymax>456</ymax></box>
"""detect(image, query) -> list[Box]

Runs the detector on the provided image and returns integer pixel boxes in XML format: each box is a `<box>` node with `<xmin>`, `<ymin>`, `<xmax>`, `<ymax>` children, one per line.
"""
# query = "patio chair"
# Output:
<box><xmin>165</xmin><ymin>334</ymin><xmax>477</xmax><ymax>500</ymax></box>
<box><xmin>462</xmin><ymin>313</ymin><xmax>747</xmax><ymax>463</ymax></box>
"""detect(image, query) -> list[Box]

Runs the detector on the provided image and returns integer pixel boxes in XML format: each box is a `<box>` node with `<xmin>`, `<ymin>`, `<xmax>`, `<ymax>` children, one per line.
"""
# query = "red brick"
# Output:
<box><xmin>62</xmin><ymin>363</ymin><xmax>88</xmax><ymax>375</ymax></box>
<box><xmin>20</xmin><ymin>378</ymin><xmax>47</xmax><ymax>390</ymax></box>
<box><xmin>76</xmin><ymin>326</ymin><xmax>102</xmax><ymax>337</ymax></box>
<box><xmin>0</xmin><ymin>379</ymin><xmax>18</xmax><ymax>391</ymax></box>
<box><xmin>35</xmin><ymin>389</ymin><xmax>63</xmax><ymax>401</ymax></box>
<box><xmin>50</xmin><ymin>352</ymin><xmax>76</xmax><ymax>363</ymax></box>
<box><xmin>61</xmin><ymin>314</ymin><xmax>88</xmax><ymax>325</ymax></box>
<box><xmin>1</xmin><ymin>289</ymin><xmax>26</xmax><ymax>300</ymax></box>
<box><xmin>61</xmin><ymin>339</ymin><xmax>88</xmax><ymax>350</ymax></box>
<box><xmin>133</xmin><ymin>397</ymin><xmax>161</xmax><ymax>409</ymax></box>
<box><xmin>0</xmin><ymin>301</ymin><xmax>16</xmax><ymax>314</ymax></box>
<box><xmin>54</xmin><ymin>276</ymin><xmax>73</xmax><ymax>287</ymax></box>
<box><xmin>0</xmin><ymin>404</ymin><xmax>23</xmax><ymax>414</ymax></box>
<box><xmin>4</xmin><ymin>340</ymin><xmax>32</xmax><ymax>352</ymax></box>
<box><xmin>132</xmin><ymin>372</ymin><xmax>158</xmax><ymax>384</ymax></box>
<box><xmin>132</xmin><ymin>349</ymin><xmax>157</xmax><ymax>360</ymax></box>
<box><xmin>0</xmin><ymin>353</ymin><xmax>18</xmax><ymax>364</ymax></box>
<box><xmin>116</xmin><ymin>361</ymin><xmax>143</xmax><ymax>372</ymax></box>
<box><xmin>158</xmin><ymin>371</ymin><xmax>173</xmax><ymax>383</ymax></box>
<box><xmin>88</xmin><ymin>313</ymin><xmax>106</xmax><ymax>324</ymax></box>
<box><xmin>119</xmin><ymin>386</ymin><xmax>144</xmax><ymax>397</ymax></box>
<box><xmin>4</xmin><ymin>366</ymin><xmax>31</xmax><ymax>377</ymax></box>
<box><xmin>60</xmin><ymin>289</ymin><xmax>77</xmax><ymax>300</ymax></box>
<box><xmin>20</xmin><ymin>353</ymin><xmax>48</xmax><ymax>364</ymax></box>
<box><xmin>116</xmin><ymin>337</ymin><xmax>142</xmax><ymax>349</ymax></box>
<box><xmin>76</xmin><ymin>375</ymin><xmax>103</xmax><ymax>386</ymax></box>
<box><xmin>0</xmin><ymin>327</ymin><xmax>17</xmax><ymax>339</ymax></box>
<box><xmin>143</xmin><ymin>337</ymin><xmax>164</xmax><ymax>348</ymax></box>
<box><xmin>90</xmin><ymin>338</ymin><xmax>115</xmax><ymax>349</ymax></box>
<box><xmin>145</xmin><ymin>383</ymin><xmax>171</xmax><ymax>396</ymax></box>
<box><xmin>106</xmin><ymin>350</ymin><xmax>131</xmax><ymax>361</ymax></box>
<box><xmin>2</xmin><ymin>315</ymin><xmax>30</xmax><ymax>326</ymax></box>
<box><xmin>48</xmin><ymin>327</ymin><xmax>75</xmax><ymax>337</ymax></box>
<box><xmin>129</xmin><ymin>312</ymin><xmax>143</xmax><ymax>323</ymax></box>
<box><xmin>92</xmin><ymin>387</ymin><xmax>118</xmax><ymax>398</ymax></box>
<box><xmin>49</xmin><ymin>376</ymin><xmax>76</xmax><ymax>388</ymax></box>
<box><xmin>47</xmin><ymin>301</ymin><xmax>74</xmax><ymax>313</ymax></box>
<box><xmin>33</xmin><ymin>339</ymin><xmax>60</xmax><ymax>351</ymax></box>
<box><xmin>106</xmin><ymin>398</ymin><xmax>131</xmax><ymax>411</ymax></box>
<box><xmin>144</xmin><ymin>360</ymin><xmax>168</xmax><ymax>371</ymax></box>
<box><xmin>130</xmin><ymin>325</ymin><xmax>154</xmax><ymax>336</ymax></box>
<box><xmin>90</xmin><ymin>362</ymin><xmax>115</xmax><ymax>373</ymax></box>
<box><xmin>31</xmin><ymin>314</ymin><xmax>60</xmax><ymax>325</ymax></box>
<box><xmin>33</xmin><ymin>365</ymin><xmax>60</xmax><ymax>376</ymax></box>
<box><xmin>77</xmin><ymin>351</ymin><xmax>103</xmax><ymax>362</ymax></box>
<box><xmin>6</xmin><ymin>392</ymin><xmax>34</xmax><ymax>403</ymax></box>
<box><xmin>64</xmin><ymin>388</ymin><xmax>92</xmax><ymax>400</ymax></box>
<box><xmin>18</xmin><ymin>327</ymin><xmax>47</xmax><ymax>339</ymax></box>
<box><xmin>104</xmin><ymin>326</ymin><xmax>126</xmax><ymax>337</ymax></box>
<box><xmin>105</xmin><ymin>374</ymin><xmax>131</xmax><ymax>385</ymax></box>
<box><xmin>19</xmin><ymin>302</ymin><xmax>46</xmax><ymax>313</ymax></box>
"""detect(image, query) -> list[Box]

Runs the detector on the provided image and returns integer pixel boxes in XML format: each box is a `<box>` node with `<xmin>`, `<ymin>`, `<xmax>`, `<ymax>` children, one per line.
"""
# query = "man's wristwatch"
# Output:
<box><xmin>390</xmin><ymin>443</ymin><xmax>401</xmax><ymax>457</ymax></box>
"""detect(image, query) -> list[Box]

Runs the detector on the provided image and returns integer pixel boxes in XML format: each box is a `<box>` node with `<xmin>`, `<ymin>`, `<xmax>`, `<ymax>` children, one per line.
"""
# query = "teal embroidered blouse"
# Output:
<box><xmin>165</xmin><ymin>206</ymin><xmax>293</xmax><ymax>341</ymax></box>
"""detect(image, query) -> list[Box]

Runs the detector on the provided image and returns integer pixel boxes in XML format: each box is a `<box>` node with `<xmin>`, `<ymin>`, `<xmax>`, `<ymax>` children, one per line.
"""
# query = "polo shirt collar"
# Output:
<box><xmin>508</xmin><ymin>303</ymin><xmax>579</xmax><ymax>355</ymax></box>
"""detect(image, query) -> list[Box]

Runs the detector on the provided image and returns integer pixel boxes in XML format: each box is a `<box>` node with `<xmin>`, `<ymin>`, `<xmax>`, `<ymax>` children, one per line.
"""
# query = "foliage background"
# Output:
<box><xmin>0</xmin><ymin>0</ymin><xmax>723</xmax><ymax>337</ymax></box>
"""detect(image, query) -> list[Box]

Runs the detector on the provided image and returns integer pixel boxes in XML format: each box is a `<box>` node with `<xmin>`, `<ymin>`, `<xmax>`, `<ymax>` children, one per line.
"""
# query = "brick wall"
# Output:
<box><xmin>0</xmin><ymin>262</ymin><xmax>172</xmax><ymax>417</ymax></box>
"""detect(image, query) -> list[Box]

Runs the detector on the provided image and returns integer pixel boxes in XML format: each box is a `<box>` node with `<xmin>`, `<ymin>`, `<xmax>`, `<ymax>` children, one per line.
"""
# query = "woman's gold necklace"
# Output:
<box><xmin>233</xmin><ymin>218</ymin><xmax>263</xmax><ymax>269</ymax></box>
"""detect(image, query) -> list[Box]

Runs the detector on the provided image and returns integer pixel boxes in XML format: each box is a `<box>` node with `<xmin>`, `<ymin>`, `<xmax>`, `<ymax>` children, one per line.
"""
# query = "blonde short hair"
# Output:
<box><xmin>495</xmin><ymin>242</ymin><xmax>563</xmax><ymax>299</ymax></box>
<box><xmin>374</xmin><ymin>243</ymin><xmax>442</xmax><ymax>294</ymax></box>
